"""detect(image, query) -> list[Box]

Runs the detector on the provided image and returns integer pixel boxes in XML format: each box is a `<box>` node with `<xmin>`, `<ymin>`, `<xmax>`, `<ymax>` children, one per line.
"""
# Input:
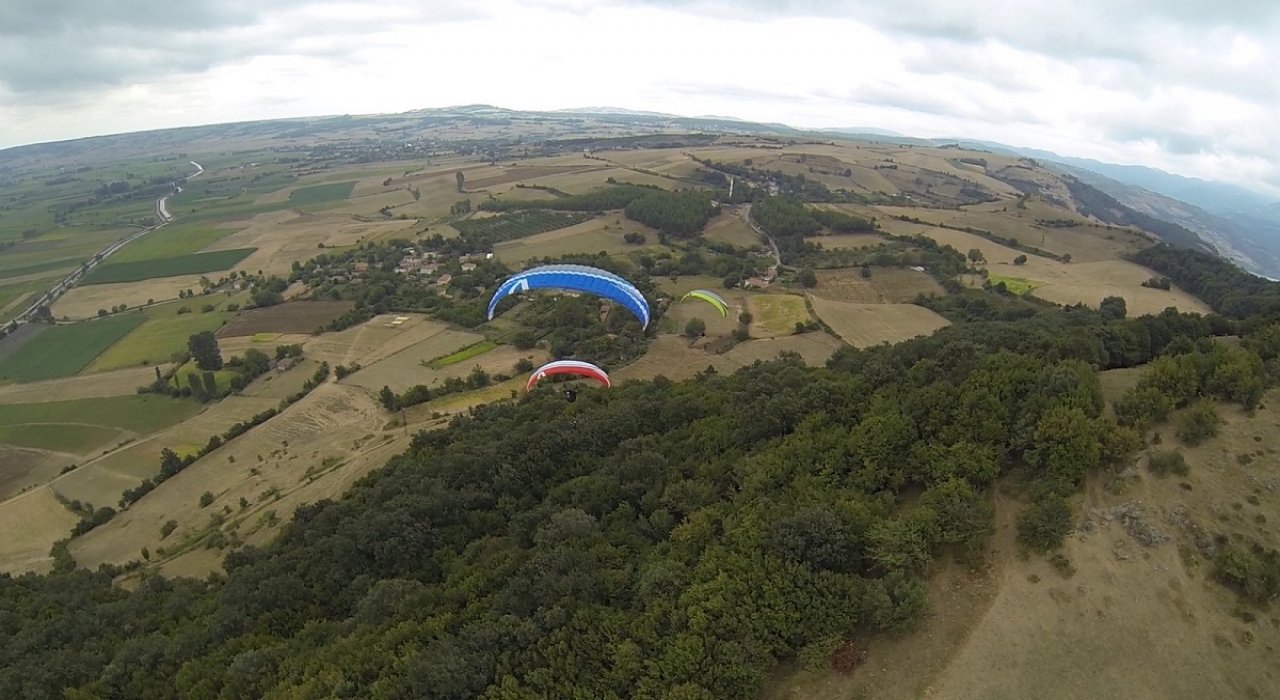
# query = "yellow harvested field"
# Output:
<box><xmin>704</xmin><ymin>214</ymin><xmax>764</xmax><ymax>248</ymax></box>
<box><xmin>614</xmin><ymin>333</ymin><xmax>843</xmax><ymax>383</ymax></box>
<box><xmin>52</xmin><ymin>394</ymin><xmax>280</xmax><ymax>506</ymax></box>
<box><xmin>533</xmin><ymin>167</ymin><xmax>678</xmax><ymax>193</ymax></box>
<box><xmin>747</xmin><ymin>294</ymin><xmax>812</xmax><ymax>338</ymax></box>
<box><xmin>811</xmin><ymin>267</ymin><xmax>945</xmax><ymax>304</ymax></box>
<box><xmin>0</xmin><ymin>487</ymin><xmax>79</xmax><ymax>575</ymax></box>
<box><xmin>492</xmin><ymin>218</ymin><xmax>661</xmax><ymax>265</ymax></box>
<box><xmin>663</xmin><ymin>296</ymin><xmax>741</xmax><ymax>339</ymax></box>
<box><xmin>342</xmin><ymin>330</ymin><xmax>505</xmax><ymax>393</ymax></box>
<box><xmin>406</xmin><ymin>377</ymin><xmax>526</xmax><ymax>418</ymax></box>
<box><xmin>0</xmin><ymin>365</ymin><xmax>166</xmax><ymax>404</ymax></box>
<box><xmin>216</xmin><ymin>334</ymin><xmax>311</xmax><ymax>360</ymax></box>
<box><xmin>206</xmin><ymin>209</ymin><xmax>415</xmax><ymax>276</ymax></box>
<box><xmin>53</xmin><ymin>275</ymin><xmax>210</xmax><ymax>320</ymax></box>
<box><xmin>807</xmin><ymin>233</ymin><xmax>888</xmax><ymax>249</ymax></box>
<box><xmin>720</xmin><ymin>333</ymin><xmax>844</xmax><ymax>366</ymax></box>
<box><xmin>875</xmin><ymin>204</ymin><xmax>1151</xmax><ymax>263</ymax></box>
<box><xmin>613</xmin><ymin>336</ymin><xmax>730</xmax><ymax>382</ymax></box>
<box><xmin>1027</xmin><ymin>259</ymin><xmax>1212</xmax><ymax>316</ymax></box>
<box><xmin>71</xmin><ymin>383</ymin><xmax>416</xmax><ymax>578</ymax></box>
<box><xmin>809</xmin><ymin>297</ymin><xmax>950</xmax><ymax>347</ymax></box>
<box><xmin>301</xmin><ymin>314</ymin><xmax>456</xmax><ymax>368</ymax></box>
<box><xmin>888</xmin><ymin>221</ymin><xmax>1208</xmax><ymax>316</ymax></box>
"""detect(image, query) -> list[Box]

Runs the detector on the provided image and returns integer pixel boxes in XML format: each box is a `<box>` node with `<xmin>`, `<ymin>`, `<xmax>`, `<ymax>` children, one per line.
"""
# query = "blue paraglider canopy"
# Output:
<box><xmin>487</xmin><ymin>264</ymin><xmax>651</xmax><ymax>328</ymax></box>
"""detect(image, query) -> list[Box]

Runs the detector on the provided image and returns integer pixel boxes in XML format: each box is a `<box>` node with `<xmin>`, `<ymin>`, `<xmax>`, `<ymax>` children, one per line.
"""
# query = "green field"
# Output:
<box><xmin>82</xmin><ymin>248</ymin><xmax>255</xmax><ymax>285</ymax></box>
<box><xmin>0</xmin><ymin>281</ymin><xmax>47</xmax><ymax>322</ymax></box>
<box><xmin>0</xmin><ymin>315</ymin><xmax>146</xmax><ymax>383</ymax></box>
<box><xmin>87</xmin><ymin>304</ymin><xmax>235</xmax><ymax>372</ymax></box>
<box><xmin>0</xmin><ymin>424</ymin><xmax>122</xmax><ymax>453</ymax></box>
<box><xmin>0</xmin><ymin>394</ymin><xmax>201</xmax><ymax>434</ymax></box>
<box><xmin>427</xmin><ymin>340</ymin><xmax>498</xmax><ymax>369</ymax></box>
<box><xmin>107</xmin><ymin>224</ymin><xmax>234</xmax><ymax>263</ymax></box>
<box><xmin>987</xmin><ymin>274</ymin><xmax>1041</xmax><ymax>295</ymax></box>
<box><xmin>289</xmin><ymin>181</ymin><xmax>356</xmax><ymax>206</ymax></box>
<box><xmin>453</xmin><ymin>212</ymin><xmax>592</xmax><ymax>248</ymax></box>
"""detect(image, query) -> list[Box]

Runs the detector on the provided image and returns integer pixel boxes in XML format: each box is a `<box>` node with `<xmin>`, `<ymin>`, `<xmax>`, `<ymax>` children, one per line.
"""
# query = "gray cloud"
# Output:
<box><xmin>0</xmin><ymin>0</ymin><xmax>482</xmax><ymax>96</ymax></box>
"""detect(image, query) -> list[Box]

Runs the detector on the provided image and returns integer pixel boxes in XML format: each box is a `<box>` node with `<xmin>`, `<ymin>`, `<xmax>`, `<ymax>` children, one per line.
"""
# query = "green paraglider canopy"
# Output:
<box><xmin>680</xmin><ymin>288</ymin><xmax>729</xmax><ymax>317</ymax></box>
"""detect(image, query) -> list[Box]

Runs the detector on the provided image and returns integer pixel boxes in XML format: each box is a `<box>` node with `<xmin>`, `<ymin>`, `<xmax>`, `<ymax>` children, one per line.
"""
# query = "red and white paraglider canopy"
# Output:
<box><xmin>525</xmin><ymin>359</ymin><xmax>610</xmax><ymax>391</ymax></box>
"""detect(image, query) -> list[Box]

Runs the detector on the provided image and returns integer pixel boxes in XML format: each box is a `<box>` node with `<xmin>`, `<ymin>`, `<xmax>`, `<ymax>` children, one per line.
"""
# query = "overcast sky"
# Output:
<box><xmin>1</xmin><ymin>0</ymin><xmax>1275</xmax><ymax>196</ymax></box>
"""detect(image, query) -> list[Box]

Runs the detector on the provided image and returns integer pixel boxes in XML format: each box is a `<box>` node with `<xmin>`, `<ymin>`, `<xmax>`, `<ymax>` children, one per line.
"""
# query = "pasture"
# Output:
<box><xmin>52</xmin><ymin>394</ymin><xmax>280</xmax><ymax>506</ymax></box>
<box><xmin>81</xmin><ymin>248</ymin><xmax>255</xmax><ymax>285</ymax></box>
<box><xmin>808</xmin><ymin>297</ymin><xmax>950</xmax><ymax>348</ymax></box>
<box><xmin>0</xmin><ymin>394</ymin><xmax>200</xmax><ymax>435</ymax></box>
<box><xmin>0</xmin><ymin>280</ymin><xmax>48</xmax><ymax>323</ymax></box>
<box><xmin>0</xmin><ymin>424</ymin><xmax>121</xmax><ymax>453</ymax></box>
<box><xmin>875</xmin><ymin>204</ymin><xmax>1149</xmax><ymax>263</ymax></box>
<box><xmin>614</xmin><ymin>333</ymin><xmax>843</xmax><ymax>384</ymax></box>
<box><xmin>203</xmin><ymin>210</ymin><xmax>413</xmax><ymax>276</ymax></box>
<box><xmin>0</xmin><ymin>487</ymin><xmax>79</xmax><ymax>575</ymax></box>
<box><xmin>703</xmin><ymin>213</ymin><xmax>763</xmax><ymax>248</ymax></box>
<box><xmin>0</xmin><ymin>393</ymin><xmax>200</xmax><ymax>454</ymax></box>
<box><xmin>811</xmin><ymin>267</ymin><xmax>945</xmax><ymax>304</ymax></box>
<box><xmin>895</xmin><ymin>221</ymin><xmax>1210</xmax><ymax>316</ymax></box>
<box><xmin>107</xmin><ymin>224</ymin><xmax>234</xmax><ymax>263</ymax></box>
<box><xmin>342</xmin><ymin>327</ymin><xmax>489</xmax><ymax>393</ymax></box>
<box><xmin>903</xmin><ymin>398</ymin><xmax>1280</xmax><ymax>700</ymax></box>
<box><xmin>88</xmin><ymin>302</ymin><xmax>236</xmax><ymax>371</ymax></box>
<box><xmin>303</xmin><ymin>314</ymin><xmax>468</xmax><ymax>371</ymax></box>
<box><xmin>807</xmin><ymin>233</ymin><xmax>888</xmax><ymax>250</ymax></box>
<box><xmin>0</xmin><ymin>314</ymin><xmax>145</xmax><ymax>383</ymax></box>
<box><xmin>52</xmin><ymin>274</ymin><xmax>212</xmax><ymax>320</ymax></box>
<box><xmin>747</xmin><ymin>294</ymin><xmax>812</xmax><ymax>337</ymax></box>
<box><xmin>492</xmin><ymin>217</ymin><xmax>663</xmax><ymax>266</ymax></box>
<box><xmin>287</xmin><ymin>181</ymin><xmax>356</xmax><ymax>206</ymax></box>
<box><xmin>67</xmin><ymin>384</ymin><xmax>412</xmax><ymax>579</ymax></box>
<box><xmin>719</xmin><ymin>333</ymin><xmax>844</xmax><ymax>366</ymax></box>
<box><xmin>216</xmin><ymin>300</ymin><xmax>354</xmax><ymax>337</ymax></box>
<box><xmin>0</xmin><ymin>366</ymin><xmax>162</xmax><ymax>405</ymax></box>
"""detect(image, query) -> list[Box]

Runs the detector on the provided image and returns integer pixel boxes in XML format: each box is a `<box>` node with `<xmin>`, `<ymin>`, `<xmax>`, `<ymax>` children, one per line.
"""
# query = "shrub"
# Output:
<box><xmin>198</xmin><ymin>492</ymin><xmax>214</xmax><ymax>508</ymax></box>
<box><xmin>1147</xmin><ymin>450</ymin><xmax>1190</xmax><ymax>476</ymax></box>
<box><xmin>1176</xmin><ymin>400</ymin><xmax>1221</xmax><ymax>446</ymax></box>
<box><xmin>1017</xmin><ymin>494</ymin><xmax>1072</xmax><ymax>552</ymax></box>
<box><xmin>1215</xmin><ymin>543</ymin><xmax>1280</xmax><ymax>604</ymax></box>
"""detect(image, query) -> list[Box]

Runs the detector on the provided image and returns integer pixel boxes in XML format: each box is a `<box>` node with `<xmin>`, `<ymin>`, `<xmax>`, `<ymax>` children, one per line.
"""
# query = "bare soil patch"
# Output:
<box><xmin>811</xmin><ymin>267</ymin><xmax>945</xmax><ymax>304</ymax></box>
<box><xmin>0</xmin><ymin>446</ymin><xmax>64</xmax><ymax>501</ymax></box>
<box><xmin>216</xmin><ymin>300</ymin><xmax>354</xmax><ymax>337</ymax></box>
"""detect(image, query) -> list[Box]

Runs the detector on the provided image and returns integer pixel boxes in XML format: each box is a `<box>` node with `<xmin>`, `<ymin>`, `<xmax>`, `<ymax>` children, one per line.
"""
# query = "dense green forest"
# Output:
<box><xmin>4</xmin><ymin>248</ymin><xmax>1278</xmax><ymax>696</ymax></box>
<box><xmin>623</xmin><ymin>189</ymin><xmax>718</xmax><ymax>237</ymax></box>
